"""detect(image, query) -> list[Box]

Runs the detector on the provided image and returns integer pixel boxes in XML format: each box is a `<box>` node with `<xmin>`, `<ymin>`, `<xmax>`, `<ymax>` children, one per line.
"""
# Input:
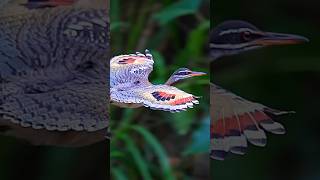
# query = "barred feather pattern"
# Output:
<box><xmin>0</xmin><ymin>2</ymin><xmax>109</xmax><ymax>145</ymax></box>
<box><xmin>110</xmin><ymin>51</ymin><xmax>153</xmax><ymax>88</ymax></box>
<box><xmin>210</xmin><ymin>83</ymin><xmax>291</xmax><ymax>160</ymax></box>
<box><xmin>0</xmin><ymin>0</ymin><xmax>10</xmax><ymax>8</ymax></box>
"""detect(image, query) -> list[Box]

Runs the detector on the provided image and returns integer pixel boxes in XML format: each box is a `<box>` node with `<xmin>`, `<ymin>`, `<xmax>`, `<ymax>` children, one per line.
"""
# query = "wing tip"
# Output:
<box><xmin>210</xmin><ymin>150</ymin><xmax>229</xmax><ymax>161</ymax></box>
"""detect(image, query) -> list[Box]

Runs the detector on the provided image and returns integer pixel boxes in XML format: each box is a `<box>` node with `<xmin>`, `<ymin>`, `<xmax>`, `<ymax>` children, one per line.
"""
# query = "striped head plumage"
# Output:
<box><xmin>165</xmin><ymin>68</ymin><xmax>206</xmax><ymax>85</ymax></box>
<box><xmin>210</xmin><ymin>20</ymin><xmax>309</xmax><ymax>60</ymax></box>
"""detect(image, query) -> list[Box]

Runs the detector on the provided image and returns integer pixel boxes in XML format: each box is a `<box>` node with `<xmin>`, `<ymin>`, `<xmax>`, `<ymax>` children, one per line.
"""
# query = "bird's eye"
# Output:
<box><xmin>241</xmin><ymin>31</ymin><xmax>252</xmax><ymax>41</ymax></box>
<box><xmin>177</xmin><ymin>71</ymin><xmax>191</xmax><ymax>76</ymax></box>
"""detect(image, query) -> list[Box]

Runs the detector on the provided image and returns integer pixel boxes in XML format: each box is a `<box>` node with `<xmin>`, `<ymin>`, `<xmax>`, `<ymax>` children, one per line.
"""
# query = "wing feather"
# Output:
<box><xmin>111</xmin><ymin>85</ymin><xmax>199</xmax><ymax>112</ymax></box>
<box><xmin>210</xmin><ymin>83</ymin><xmax>291</xmax><ymax>160</ymax></box>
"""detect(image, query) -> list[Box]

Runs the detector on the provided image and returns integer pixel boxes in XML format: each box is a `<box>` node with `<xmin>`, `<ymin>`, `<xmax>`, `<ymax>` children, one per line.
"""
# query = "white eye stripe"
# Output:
<box><xmin>210</xmin><ymin>42</ymin><xmax>252</xmax><ymax>49</ymax></box>
<box><xmin>175</xmin><ymin>71</ymin><xmax>190</xmax><ymax>75</ymax></box>
<box><xmin>219</xmin><ymin>28</ymin><xmax>257</xmax><ymax>36</ymax></box>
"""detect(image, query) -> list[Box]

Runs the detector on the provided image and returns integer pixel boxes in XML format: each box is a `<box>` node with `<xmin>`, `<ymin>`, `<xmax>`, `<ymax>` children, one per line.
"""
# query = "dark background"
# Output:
<box><xmin>211</xmin><ymin>0</ymin><xmax>320</xmax><ymax>180</ymax></box>
<box><xmin>0</xmin><ymin>139</ymin><xmax>108</xmax><ymax>180</ymax></box>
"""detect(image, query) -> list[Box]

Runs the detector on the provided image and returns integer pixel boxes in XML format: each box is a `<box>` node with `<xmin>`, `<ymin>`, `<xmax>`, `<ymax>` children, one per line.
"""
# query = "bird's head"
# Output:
<box><xmin>166</xmin><ymin>68</ymin><xmax>206</xmax><ymax>85</ymax></box>
<box><xmin>210</xmin><ymin>20</ymin><xmax>309</xmax><ymax>60</ymax></box>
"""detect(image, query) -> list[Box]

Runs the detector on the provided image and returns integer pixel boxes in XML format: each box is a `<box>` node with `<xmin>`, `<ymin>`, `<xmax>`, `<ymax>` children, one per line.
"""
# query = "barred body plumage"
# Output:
<box><xmin>0</xmin><ymin>0</ymin><xmax>109</xmax><ymax>146</ymax></box>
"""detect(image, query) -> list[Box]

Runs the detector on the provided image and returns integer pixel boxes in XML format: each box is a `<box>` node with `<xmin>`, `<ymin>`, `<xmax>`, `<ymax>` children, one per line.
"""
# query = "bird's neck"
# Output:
<box><xmin>165</xmin><ymin>75</ymin><xmax>179</xmax><ymax>85</ymax></box>
<box><xmin>211</xmin><ymin>49</ymin><xmax>238</xmax><ymax>61</ymax></box>
<box><xmin>211</xmin><ymin>50</ymin><xmax>224</xmax><ymax>61</ymax></box>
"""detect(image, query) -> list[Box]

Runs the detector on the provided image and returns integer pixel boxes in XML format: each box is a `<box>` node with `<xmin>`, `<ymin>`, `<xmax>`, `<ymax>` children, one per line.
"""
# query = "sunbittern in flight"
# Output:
<box><xmin>210</xmin><ymin>20</ymin><xmax>308</xmax><ymax>160</ymax></box>
<box><xmin>110</xmin><ymin>50</ymin><xmax>206</xmax><ymax>112</ymax></box>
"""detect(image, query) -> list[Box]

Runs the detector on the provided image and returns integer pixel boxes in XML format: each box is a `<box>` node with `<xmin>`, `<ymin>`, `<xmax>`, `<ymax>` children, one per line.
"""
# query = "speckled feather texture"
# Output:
<box><xmin>210</xmin><ymin>83</ymin><xmax>291</xmax><ymax>160</ymax></box>
<box><xmin>0</xmin><ymin>0</ymin><xmax>110</xmax><ymax>146</ymax></box>
<box><xmin>110</xmin><ymin>51</ymin><xmax>154</xmax><ymax>88</ymax></box>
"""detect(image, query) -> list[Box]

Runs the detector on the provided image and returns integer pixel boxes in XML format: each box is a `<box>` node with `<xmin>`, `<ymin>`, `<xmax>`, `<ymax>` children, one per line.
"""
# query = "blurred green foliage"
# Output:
<box><xmin>0</xmin><ymin>138</ymin><xmax>108</xmax><ymax>180</ymax></box>
<box><xmin>110</xmin><ymin>0</ymin><xmax>209</xmax><ymax>179</ymax></box>
<box><xmin>153</xmin><ymin>0</ymin><xmax>204</xmax><ymax>25</ymax></box>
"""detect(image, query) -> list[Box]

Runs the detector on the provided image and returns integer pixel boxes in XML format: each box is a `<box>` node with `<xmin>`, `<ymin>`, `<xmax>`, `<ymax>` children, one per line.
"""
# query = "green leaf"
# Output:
<box><xmin>146</xmin><ymin>27</ymin><xmax>169</xmax><ymax>49</ymax></box>
<box><xmin>121</xmin><ymin>134</ymin><xmax>153</xmax><ymax>180</ymax></box>
<box><xmin>112</xmin><ymin>168</ymin><xmax>128</xmax><ymax>180</ymax></box>
<box><xmin>150</xmin><ymin>50</ymin><xmax>167</xmax><ymax>84</ymax></box>
<box><xmin>110</xmin><ymin>0</ymin><xmax>120</xmax><ymax>22</ymax></box>
<box><xmin>175</xmin><ymin>20</ymin><xmax>210</xmax><ymax>65</ymax></box>
<box><xmin>171</xmin><ymin>111</ymin><xmax>196</xmax><ymax>134</ymax></box>
<box><xmin>110</xmin><ymin>151</ymin><xmax>125</xmax><ymax>158</ymax></box>
<box><xmin>183</xmin><ymin>116</ymin><xmax>210</xmax><ymax>155</ymax></box>
<box><xmin>153</xmin><ymin>0</ymin><xmax>203</xmax><ymax>25</ymax></box>
<box><xmin>186</xmin><ymin>20</ymin><xmax>210</xmax><ymax>58</ymax></box>
<box><xmin>131</xmin><ymin>126</ymin><xmax>175</xmax><ymax>180</ymax></box>
<box><xmin>110</xmin><ymin>22</ymin><xmax>129</xmax><ymax>31</ymax></box>
<box><xmin>126</xmin><ymin>1</ymin><xmax>152</xmax><ymax>50</ymax></box>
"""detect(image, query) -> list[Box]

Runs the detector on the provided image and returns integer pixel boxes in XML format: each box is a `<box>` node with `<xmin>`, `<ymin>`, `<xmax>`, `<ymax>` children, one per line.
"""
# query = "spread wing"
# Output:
<box><xmin>110</xmin><ymin>50</ymin><xmax>154</xmax><ymax>87</ymax></box>
<box><xmin>210</xmin><ymin>83</ymin><xmax>291</xmax><ymax>160</ymax></box>
<box><xmin>111</xmin><ymin>85</ymin><xmax>199</xmax><ymax>112</ymax></box>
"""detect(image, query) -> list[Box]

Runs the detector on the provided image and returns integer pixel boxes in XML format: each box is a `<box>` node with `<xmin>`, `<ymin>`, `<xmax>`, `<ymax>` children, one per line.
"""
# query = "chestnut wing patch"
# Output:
<box><xmin>118</xmin><ymin>57</ymin><xmax>136</xmax><ymax>64</ymax></box>
<box><xmin>169</xmin><ymin>96</ymin><xmax>196</xmax><ymax>105</ymax></box>
<box><xmin>151</xmin><ymin>91</ymin><xmax>175</xmax><ymax>101</ymax></box>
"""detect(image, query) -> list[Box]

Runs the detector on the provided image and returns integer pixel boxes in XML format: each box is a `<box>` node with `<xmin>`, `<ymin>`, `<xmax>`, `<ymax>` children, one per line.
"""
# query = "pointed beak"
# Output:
<box><xmin>254</xmin><ymin>32</ymin><xmax>309</xmax><ymax>46</ymax></box>
<box><xmin>190</xmin><ymin>71</ymin><xmax>206</xmax><ymax>77</ymax></box>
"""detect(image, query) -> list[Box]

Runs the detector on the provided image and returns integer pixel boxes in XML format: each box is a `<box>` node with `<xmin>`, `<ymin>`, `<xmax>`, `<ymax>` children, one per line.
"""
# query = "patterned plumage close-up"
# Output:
<box><xmin>210</xmin><ymin>20</ymin><xmax>308</xmax><ymax>160</ymax></box>
<box><xmin>0</xmin><ymin>0</ymin><xmax>109</xmax><ymax>146</ymax></box>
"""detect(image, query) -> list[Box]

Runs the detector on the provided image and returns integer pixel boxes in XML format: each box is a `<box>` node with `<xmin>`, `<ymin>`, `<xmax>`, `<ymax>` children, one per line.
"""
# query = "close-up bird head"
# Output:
<box><xmin>210</xmin><ymin>20</ymin><xmax>309</xmax><ymax>60</ymax></box>
<box><xmin>165</xmin><ymin>68</ymin><xmax>206</xmax><ymax>85</ymax></box>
